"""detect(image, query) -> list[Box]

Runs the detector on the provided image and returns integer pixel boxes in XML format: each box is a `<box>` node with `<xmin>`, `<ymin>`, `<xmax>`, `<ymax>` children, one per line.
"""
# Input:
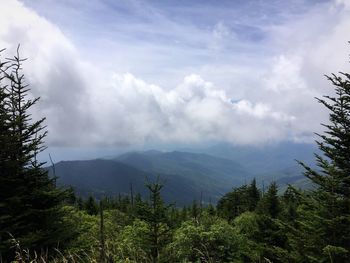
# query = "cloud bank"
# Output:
<box><xmin>0</xmin><ymin>0</ymin><xmax>349</xmax><ymax>147</ymax></box>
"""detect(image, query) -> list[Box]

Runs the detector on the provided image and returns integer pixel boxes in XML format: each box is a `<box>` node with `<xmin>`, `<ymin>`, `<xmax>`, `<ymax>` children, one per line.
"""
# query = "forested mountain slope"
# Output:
<box><xmin>51</xmin><ymin>155</ymin><xmax>247</xmax><ymax>205</ymax></box>
<box><xmin>51</xmin><ymin>146</ymin><xmax>314</xmax><ymax>205</ymax></box>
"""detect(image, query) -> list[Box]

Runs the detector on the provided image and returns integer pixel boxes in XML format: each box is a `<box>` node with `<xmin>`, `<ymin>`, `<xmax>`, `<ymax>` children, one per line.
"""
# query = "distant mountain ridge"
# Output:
<box><xmin>183</xmin><ymin>142</ymin><xmax>318</xmax><ymax>173</ymax></box>
<box><xmin>51</xmin><ymin>143</ymin><xmax>316</xmax><ymax>205</ymax></box>
<box><xmin>116</xmin><ymin>150</ymin><xmax>249</xmax><ymax>184</ymax></box>
<box><xmin>51</xmin><ymin>159</ymin><xmax>198</xmax><ymax>205</ymax></box>
<box><xmin>52</xmin><ymin>151</ymin><xmax>251</xmax><ymax>205</ymax></box>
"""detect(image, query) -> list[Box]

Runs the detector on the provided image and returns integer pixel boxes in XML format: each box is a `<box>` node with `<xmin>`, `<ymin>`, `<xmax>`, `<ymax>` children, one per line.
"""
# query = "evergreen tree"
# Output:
<box><xmin>247</xmin><ymin>178</ymin><xmax>261</xmax><ymax>211</ymax></box>
<box><xmin>143</xmin><ymin>179</ymin><xmax>171</xmax><ymax>263</ymax></box>
<box><xmin>217</xmin><ymin>181</ymin><xmax>260</xmax><ymax>220</ymax></box>
<box><xmin>0</xmin><ymin>49</ymin><xmax>12</xmax><ymax>185</ymax></box>
<box><xmin>133</xmin><ymin>193</ymin><xmax>148</xmax><ymax>219</ymax></box>
<box><xmin>298</xmin><ymin>67</ymin><xmax>350</xmax><ymax>261</ymax></box>
<box><xmin>191</xmin><ymin>200</ymin><xmax>200</xmax><ymax>222</ymax></box>
<box><xmin>0</xmin><ymin>47</ymin><xmax>75</xmax><ymax>259</ymax></box>
<box><xmin>206</xmin><ymin>203</ymin><xmax>216</xmax><ymax>217</ymax></box>
<box><xmin>84</xmin><ymin>196</ymin><xmax>99</xmax><ymax>215</ymax></box>
<box><xmin>167</xmin><ymin>206</ymin><xmax>180</xmax><ymax>228</ymax></box>
<box><xmin>77</xmin><ymin>197</ymin><xmax>84</xmax><ymax>210</ymax></box>
<box><xmin>281</xmin><ymin>185</ymin><xmax>300</xmax><ymax>223</ymax></box>
<box><xmin>180</xmin><ymin>206</ymin><xmax>189</xmax><ymax>222</ymax></box>
<box><xmin>217</xmin><ymin>185</ymin><xmax>247</xmax><ymax>220</ymax></box>
<box><xmin>257</xmin><ymin>182</ymin><xmax>281</xmax><ymax>218</ymax></box>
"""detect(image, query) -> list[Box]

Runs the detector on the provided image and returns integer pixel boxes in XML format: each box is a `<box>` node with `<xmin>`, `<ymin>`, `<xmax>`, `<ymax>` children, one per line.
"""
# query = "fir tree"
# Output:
<box><xmin>84</xmin><ymin>196</ymin><xmax>99</xmax><ymax>215</ymax></box>
<box><xmin>217</xmin><ymin>179</ymin><xmax>261</xmax><ymax>221</ymax></box>
<box><xmin>281</xmin><ymin>185</ymin><xmax>299</xmax><ymax>223</ymax></box>
<box><xmin>0</xmin><ymin>48</ymin><xmax>12</xmax><ymax>180</ymax></box>
<box><xmin>0</xmin><ymin>47</ymin><xmax>75</xmax><ymax>259</ymax></box>
<box><xmin>191</xmin><ymin>200</ymin><xmax>200</xmax><ymax>223</ymax></box>
<box><xmin>247</xmin><ymin>178</ymin><xmax>260</xmax><ymax>211</ymax></box>
<box><xmin>143</xmin><ymin>179</ymin><xmax>170</xmax><ymax>263</ymax></box>
<box><xmin>298</xmin><ymin>66</ymin><xmax>350</xmax><ymax>261</ymax></box>
<box><xmin>257</xmin><ymin>182</ymin><xmax>280</xmax><ymax>218</ymax></box>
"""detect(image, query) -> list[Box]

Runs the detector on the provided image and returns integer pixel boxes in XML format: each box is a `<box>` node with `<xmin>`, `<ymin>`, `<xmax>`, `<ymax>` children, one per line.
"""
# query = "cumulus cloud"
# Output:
<box><xmin>89</xmin><ymin>73</ymin><xmax>296</xmax><ymax>145</ymax></box>
<box><xmin>0</xmin><ymin>0</ymin><xmax>94</xmax><ymax>146</ymax></box>
<box><xmin>0</xmin><ymin>0</ymin><xmax>349</xmax><ymax>148</ymax></box>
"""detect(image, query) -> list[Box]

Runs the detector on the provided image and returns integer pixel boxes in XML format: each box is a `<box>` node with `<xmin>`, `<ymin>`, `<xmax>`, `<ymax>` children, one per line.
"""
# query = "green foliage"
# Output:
<box><xmin>167</xmin><ymin>218</ymin><xmax>245</xmax><ymax>262</ymax></box>
<box><xmin>233</xmin><ymin>212</ymin><xmax>261</xmax><ymax>261</ymax></box>
<box><xmin>142</xmin><ymin>179</ymin><xmax>171</xmax><ymax>263</ymax></box>
<box><xmin>281</xmin><ymin>185</ymin><xmax>300</xmax><ymax>223</ymax></box>
<box><xmin>63</xmin><ymin>207</ymin><xmax>100</xmax><ymax>254</ymax></box>
<box><xmin>217</xmin><ymin>179</ymin><xmax>261</xmax><ymax>221</ymax></box>
<box><xmin>234</xmin><ymin>211</ymin><xmax>259</xmax><ymax>240</ymax></box>
<box><xmin>234</xmin><ymin>211</ymin><xmax>291</xmax><ymax>262</ymax></box>
<box><xmin>84</xmin><ymin>196</ymin><xmax>99</xmax><ymax>215</ymax></box>
<box><xmin>297</xmin><ymin>69</ymin><xmax>350</xmax><ymax>261</ymax></box>
<box><xmin>115</xmin><ymin>219</ymin><xmax>150</xmax><ymax>262</ymax></box>
<box><xmin>0</xmin><ymin>47</ymin><xmax>76</xmax><ymax>260</ymax></box>
<box><xmin>248</xmin><ymin>178</ymin><xmax>260</xmax><ymax>210</ymax></box>
<box><xmin>257</xmin><ymin>182</ymin><xmax>281</xmax><ymax>218</ymax></box>
<box><xmin>190</xmin><ymin>200</ymin><xmax>200</xmax><ymax>222</ymax></box>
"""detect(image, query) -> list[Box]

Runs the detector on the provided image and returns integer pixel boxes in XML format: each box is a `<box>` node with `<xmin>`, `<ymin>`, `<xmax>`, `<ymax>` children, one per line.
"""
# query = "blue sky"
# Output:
<box><xmin>0</xmin><ymin>0</ymin><xmax>350</xmax><ymax>160</ymax></box>
<box><xmin>18</xmin><ymin>0</ymin><xmax>331</xmax><ymax>86</ymax></box>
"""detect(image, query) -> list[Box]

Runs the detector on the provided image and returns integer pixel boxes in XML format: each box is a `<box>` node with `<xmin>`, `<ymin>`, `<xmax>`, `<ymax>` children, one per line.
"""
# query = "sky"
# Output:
<box><xmin>0</xmin><ymin>0</ymin><xmax>350</xmax><ymax>160</ymax></box>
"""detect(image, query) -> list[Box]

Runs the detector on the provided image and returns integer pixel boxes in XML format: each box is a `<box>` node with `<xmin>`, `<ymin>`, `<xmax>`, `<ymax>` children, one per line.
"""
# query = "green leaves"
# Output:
<box><xmin>168</xmin><ymin>218</ymin><xmax>244</xmax><ymax>262</ymax></box>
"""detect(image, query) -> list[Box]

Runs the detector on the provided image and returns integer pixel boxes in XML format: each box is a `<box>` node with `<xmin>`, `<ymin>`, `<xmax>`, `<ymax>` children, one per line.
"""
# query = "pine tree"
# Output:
<box><xmin>254</xmin><ymin>183</ymin><xmax>289</xmax><ymax>262</ymax></box>
<box><xmin>180</xmin><ymin>206</ymin><xmax>189</xmax><ymax>222</ymax></box>
<box><xmin>0</xmin><ymin>48</ymin><xmax>12</xmax><ymax>178</ymax></box>
<box><xmin>247</xmin><ymin>178</ymin><xmax>260</xmax><ymax>211</ymax></box>
<box><xmin>217</xmin><ymin>184</ymin><xmax>251</xmax><ymax>220</ymax></box>
<box><xmin>281</xmin><ymin>185</ymin><xmax>299</xmax><ymax>223</ymax></box>
<box><xmin>298</xmin><ymin>68</ymin><xmax>350</xmax><ymax>261</ymax></box>
<box><xmin>257</xmin><ymin>182</ymin><xmax>280</xmax><ymax>218</ymax></box>
<box><xmin>191</xmin><ymin>200</ymin><xmax>200</xmax><ymax>222</ymax></box>
<box><xmin>84</xmin><ymin>196</ymin><xmax>99</xmax><ymax>215</ymax></box>
<box><xmin>0</xmin><ymin>47</ymin><xmax>75</xmax><ymax>259</ymax></box>
<box><xmin>142</xmin><ymin>179</ymin><xmax>170</xmax><ymax>263</ymax></box>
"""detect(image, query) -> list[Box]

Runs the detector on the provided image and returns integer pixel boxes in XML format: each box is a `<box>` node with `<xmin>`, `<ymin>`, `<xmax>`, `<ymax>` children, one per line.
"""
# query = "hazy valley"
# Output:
<box><xmin>51</xmin><ymin>142</ymin><xmax>317</xmax><ymax>205</ymax></box>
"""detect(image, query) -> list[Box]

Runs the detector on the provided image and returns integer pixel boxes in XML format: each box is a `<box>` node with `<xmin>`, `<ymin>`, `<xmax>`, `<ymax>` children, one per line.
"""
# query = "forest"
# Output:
<box><xmin>0</xmin><ymin>47</ymin><xmax>349</xmax><ymax>263</ymax></box>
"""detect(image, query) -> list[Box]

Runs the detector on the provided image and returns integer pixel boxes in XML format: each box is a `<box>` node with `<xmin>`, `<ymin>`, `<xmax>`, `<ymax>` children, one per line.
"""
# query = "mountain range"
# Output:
<box><xmin>50</xmin><ymin>142</ymin><xmax>318</xmax><ymax>205</ymax></box>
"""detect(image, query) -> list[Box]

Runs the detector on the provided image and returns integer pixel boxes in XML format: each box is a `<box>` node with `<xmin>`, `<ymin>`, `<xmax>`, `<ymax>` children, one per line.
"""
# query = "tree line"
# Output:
<box><xmin>0</xmin><ymin>47</ymin><xmax>349</xmax><ymax>262</ymax></box>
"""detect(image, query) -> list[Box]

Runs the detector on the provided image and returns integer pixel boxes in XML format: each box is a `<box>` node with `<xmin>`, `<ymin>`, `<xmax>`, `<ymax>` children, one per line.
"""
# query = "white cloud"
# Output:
<box><xmin>263</xmin><ymin>55</ymin><xmax>306</xmax><ymax>92</ymax></box>
<box><xmin>86</xmin><ymin>72</ymin><xmax>298</xmax><ymax>145</ymax></box>
<box><xmin>0</xmin><ymin>0</ymin><xmax>349</xmax><ymax>148</ymax></box>
<box><xmin>232</xmin><ymin>100</ymin><xmax>295</xmax><ymax>122</ymax></box>
<box><xmin>0</xmin><ymin>0</ymin><xmax>93</xmax><ymax>146</ymax></box>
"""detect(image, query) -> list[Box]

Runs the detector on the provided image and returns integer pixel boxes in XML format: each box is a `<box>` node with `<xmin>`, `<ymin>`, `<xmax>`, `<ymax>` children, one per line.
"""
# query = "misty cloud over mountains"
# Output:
<box><xmin>0</xmin><ymin>0</ymin><xmax>349</xmax><ymax>147</ymax></box>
